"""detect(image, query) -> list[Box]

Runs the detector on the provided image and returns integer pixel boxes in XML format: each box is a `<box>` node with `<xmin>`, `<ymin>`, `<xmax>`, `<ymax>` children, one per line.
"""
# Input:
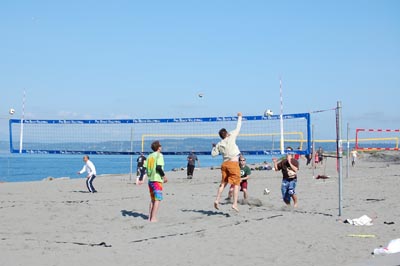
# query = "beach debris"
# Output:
<box><xmin>254</xmin><ymin>214</ymin><xmax>284</xmax><ymax>221</ymax></box>
<box><xmin>347</xmin><ymin>234</ymin><xmax>376</xmax><ymax>238</ymax></box>
<box><xmin>295</xmin><ymin>210</ymin><xmax>333</xmax><ymax>217</ymax></box>
<box><xmin>55</xmin><ymin>241</ymin><xmax>112</xmax><ymax>247</ymax></box>
<box><xmin>384</xmin><ymin>221</ymin><xmax>395</xmax><ymax>225</ymax></box>
<box><xmin>131</xmin><ymin>229</ymin><xmax>207</xmax><ymax>243</ymax></box>
<box><xmin>372</xmin><ymin>238</ymin><xmax>400</xmax><ymax>255</ymax></box>
<box><xmin>365</xmin><ymin>198</ymin><xmax>385</xmax><ymax>202</ymax></box>
<box><xmin>263</xmin><ymin>188</ymin><xmax>270</xmax><ymax>195</ymax></box>
<box><xmin>42</xmin><ymin>176</ymin><xmax>70</xmax><ymax>181</ymax></box>
<box><xmin>366</xmin><ymin>198</ymin><xmax>385</xmax><ymax>202</ymax></box>
<box><xmin>315</xmin><ymin>175</ymin><xmax>329</xmax><ymax>179</ymax></box>
<box><xmin>343</xmin><ymin>215</ymin><xmax>373</xmax><ymax>226</ymax></box>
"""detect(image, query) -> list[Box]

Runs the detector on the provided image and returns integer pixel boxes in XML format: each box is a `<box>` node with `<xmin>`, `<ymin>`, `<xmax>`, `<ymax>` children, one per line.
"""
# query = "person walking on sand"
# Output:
<box><xmin>273</xmin><ymin>147</ymin><xmax>299</xmax><ymax>207</ymax></box>
<box><xmin>187</xmin><ymin>151</ymin><xmax>200</xmax><ymax>179</ymax></box>
<box><xmin>144</xmin><ymin>141</ymin><xmax>168</xmax><ymax>222</ymax></box>
<box><xmin>227</xmin><ymin>155</ymin><xmax>251</xmax><ymax>202</ymax></box>
<box><xmin>351</xmin><ymin>148</ymin><xmax>358</xmax><ymax>167</ymax></box>
<box><xmin>77</xmin><ymin>155</ymin><xmax>97</xmax><ymax>193</ymax></box>
<box><xmin>136</xmin><ymin>153</ymin><xmax>147</xmax><ymax>185</ymax></box>
<box><xmin>211</xmin><ymin>112</ymin><xmax>242</xmax><ymax>212</ymax></box>
<box><xmin>317</xmin><ymin>147</ymin><xmax>324</xmax><ymax>165</ymax></box>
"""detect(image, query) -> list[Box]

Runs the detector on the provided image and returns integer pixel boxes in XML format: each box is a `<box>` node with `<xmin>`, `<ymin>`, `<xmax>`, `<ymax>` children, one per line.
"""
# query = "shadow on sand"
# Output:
<box><xmin>181</xmin><ymin>209</ymin><xmax>231</xmax><ymax>217</ymax></box>
<box><xmin>121</xmin><ymin>210</ymin><xmax>149</xmax><ymax>220</ymax></box>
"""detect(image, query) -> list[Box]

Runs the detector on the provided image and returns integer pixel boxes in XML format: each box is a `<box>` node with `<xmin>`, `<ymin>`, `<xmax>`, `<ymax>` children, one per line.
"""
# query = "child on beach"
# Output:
<box><xmin>211</xmin><ymin>112</ymin><xmax>242</xmax><ymax>212</ymax></box>
<box><xmin>77</xmin><ymin>155</ymin><xmax>97</xmax><ymax>193</ymax></box>
<box><xmin>145</xmin><ymin>141</ymin><xmax>168</xmax><ymax>222</ymax></box>
<box><xmin>273</xmin><ymin>147</ymin><xmax>299</xmax><ymax>207</ymax></box>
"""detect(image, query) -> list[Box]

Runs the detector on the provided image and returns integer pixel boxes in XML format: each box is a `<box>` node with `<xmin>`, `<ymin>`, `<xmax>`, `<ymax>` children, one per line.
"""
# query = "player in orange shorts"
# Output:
<box><xmin>211</xmin><ymin>112</ymin><xmax>242</xmax><ymax>212</ymax></box>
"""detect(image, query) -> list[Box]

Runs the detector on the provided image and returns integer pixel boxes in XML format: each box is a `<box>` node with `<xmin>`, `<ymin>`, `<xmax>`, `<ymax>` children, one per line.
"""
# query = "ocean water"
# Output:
<box><xmin>0</xmin><ymin>154</ymin><xmax>272</xmax><ymax>183</ymax></box>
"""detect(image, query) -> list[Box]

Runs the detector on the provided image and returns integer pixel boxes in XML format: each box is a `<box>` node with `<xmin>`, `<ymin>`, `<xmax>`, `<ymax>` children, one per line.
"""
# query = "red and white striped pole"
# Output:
<box><xmin>279</xmin><ymin>78</ymin><xmax>284</xmax><ymax>154</ymax></box>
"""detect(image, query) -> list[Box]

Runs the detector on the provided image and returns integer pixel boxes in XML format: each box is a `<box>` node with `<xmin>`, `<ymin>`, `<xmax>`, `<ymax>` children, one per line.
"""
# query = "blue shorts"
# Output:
<box><xmin>281</xmin><ymin>179</ymin><xmax>297</xmax><ymax>204</ymax></box>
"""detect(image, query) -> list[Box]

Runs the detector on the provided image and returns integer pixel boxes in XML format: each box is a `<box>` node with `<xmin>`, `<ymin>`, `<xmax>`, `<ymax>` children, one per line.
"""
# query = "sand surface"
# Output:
<box><xmin>1</xmin><ymin>153</ymin><xmax>400</xmax><ymax>266</ymax></box>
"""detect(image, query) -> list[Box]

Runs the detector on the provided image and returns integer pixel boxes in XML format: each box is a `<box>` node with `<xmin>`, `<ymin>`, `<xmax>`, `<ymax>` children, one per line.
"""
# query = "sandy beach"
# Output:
<box><xmin>1</xmin><ymin>152</ymin><xmax>399</xmax><ymax>266</ymax></box>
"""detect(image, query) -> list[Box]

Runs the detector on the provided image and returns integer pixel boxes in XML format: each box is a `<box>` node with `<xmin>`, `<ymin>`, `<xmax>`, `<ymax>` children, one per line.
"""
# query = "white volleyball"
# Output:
<box><xmin>264</xmin><ymin>109</ymin><xmax>273</xmax><ymax>117</ymax></box>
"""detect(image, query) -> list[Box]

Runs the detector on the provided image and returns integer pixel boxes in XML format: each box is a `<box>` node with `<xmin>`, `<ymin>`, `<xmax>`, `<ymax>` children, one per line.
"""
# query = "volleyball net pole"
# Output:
<box><xmin>346</xmin><ymin>122</ymin><xmax>350</xmax><ymax>179</ymax></box>
<box><xmin>279</xmin><ymin>78</ymin><xmax>285</xmax><ymax>154</ymax></box>
<box><xmin>336</xmin><ymin>101</ymin><xmax>343</xmax><ymax>217</ymax></box>
<box><xmin>129</xmin><ymin>127</ymin><xmax>134</xmax><ymax>182</ymax></box>
<box><xmin>312</xmin><ymin>124</ymin><xmax>315</xmax><ymax>178</ymax></box>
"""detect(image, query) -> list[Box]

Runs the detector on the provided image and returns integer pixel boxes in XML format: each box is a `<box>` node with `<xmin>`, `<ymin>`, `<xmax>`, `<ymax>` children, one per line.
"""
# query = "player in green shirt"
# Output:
<box><xmin>227</xmin><ymin>155</ymin><xmax>251</xmax><ymax>201</ymax></box>
<box><xmin>144</xmin><ymin>141</ymin><xmax>168</xmax><ymax>222</ymax></box>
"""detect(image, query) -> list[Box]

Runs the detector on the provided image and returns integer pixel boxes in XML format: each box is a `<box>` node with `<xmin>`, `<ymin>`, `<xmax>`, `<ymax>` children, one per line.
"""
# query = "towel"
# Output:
<box><xmin>344</xmin><ymin>215</ymin><xmax>373</xmax><ymax>226</ymax></box>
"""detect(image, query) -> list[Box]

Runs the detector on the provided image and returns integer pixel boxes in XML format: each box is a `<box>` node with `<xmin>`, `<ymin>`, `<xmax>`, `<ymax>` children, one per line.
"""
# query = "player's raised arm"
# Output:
<box><xmin>230</xmin><ymin>112</ymin><xmax>242</xmax><ymax>136</ymax></box>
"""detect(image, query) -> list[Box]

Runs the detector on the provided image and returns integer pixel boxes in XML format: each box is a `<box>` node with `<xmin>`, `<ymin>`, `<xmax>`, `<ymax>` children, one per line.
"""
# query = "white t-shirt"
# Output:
<box><xmin>211</xmin><ymin>116</ymin><xmax>242</xmax><ymax>162</ymax></box>
<box><xmin>80</xmin><ymin>160</ymin><xmax>97</xmax><ymax>176</ymax></box>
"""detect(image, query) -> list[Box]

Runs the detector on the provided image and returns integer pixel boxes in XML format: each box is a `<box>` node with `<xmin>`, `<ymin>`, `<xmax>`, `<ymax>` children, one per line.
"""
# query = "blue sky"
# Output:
<box><xmin>1</xmin><ymin>0</ymin><xmax>399</xmax><ymax>141</ymax></box>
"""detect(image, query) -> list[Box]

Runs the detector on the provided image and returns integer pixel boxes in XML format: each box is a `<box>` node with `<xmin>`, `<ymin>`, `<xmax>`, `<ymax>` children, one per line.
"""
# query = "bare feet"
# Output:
<box><xmin>214</xmin><ymin>201</ymin><xmax>219</xmax><ymax>210</ymax></box>
<box><xmin>231</xmin><ymin>205</ymin><xmax>239</xmax><ymax>212</ymax></box>
<box><xmin>149</xmin><ymin>219</ymin><xmax>158</xmax><ymax>223</ymax></box>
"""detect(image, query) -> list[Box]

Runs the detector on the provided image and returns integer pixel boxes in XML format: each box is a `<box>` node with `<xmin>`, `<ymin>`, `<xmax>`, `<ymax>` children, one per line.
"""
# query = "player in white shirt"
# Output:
<box><xmin>211</xmin><ymin>112</ymin><xmax>242</xmax><ymax>212</ymax></box>
<box><xmin>77</xmin><ymin>155</ymin><xmax>97</xmax><ymax>193</ymax></box>
<box><xmin>351</xmin><ymin>148</ymin><xmax>358</xmax><ymax>167</ymax></box>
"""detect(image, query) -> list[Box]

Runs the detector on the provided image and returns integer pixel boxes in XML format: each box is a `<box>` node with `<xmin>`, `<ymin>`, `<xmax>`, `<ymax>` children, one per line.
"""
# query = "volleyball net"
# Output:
<box><xmin>355</xmin><ymin>128</ymin><xmax>400</xmax><ymax>151</ymax></box>
<box><xmin>9</xmin><ymin>113</ymin><xmax>311</xmax><ymax>155</ymax></box>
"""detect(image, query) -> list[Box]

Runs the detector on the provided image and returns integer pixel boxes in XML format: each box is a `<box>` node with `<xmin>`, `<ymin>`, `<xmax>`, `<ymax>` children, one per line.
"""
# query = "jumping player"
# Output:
<box><xmin>211</xmin><ymin>112</ymin><xmax>242</xmax><ymax>212</ymax></box>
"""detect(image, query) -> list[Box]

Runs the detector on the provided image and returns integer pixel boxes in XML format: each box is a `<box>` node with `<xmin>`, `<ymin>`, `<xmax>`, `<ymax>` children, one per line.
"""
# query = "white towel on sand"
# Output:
<box><xmin>374</xmin><ymin>238</ymin><xmax>400</xmax><ymax>255</ymax></box>
<box><xmin>345</xmin><ymin>215</ymin><xmax>373</xmax><ymax>226</ymax></box>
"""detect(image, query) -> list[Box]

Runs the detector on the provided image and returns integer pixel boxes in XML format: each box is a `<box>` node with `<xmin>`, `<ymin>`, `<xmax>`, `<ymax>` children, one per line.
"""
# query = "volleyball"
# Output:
<box><xmin>264</xmin><ymin>109</ymin><xmax>273</xmax><ymax>117</ymax></box>
<box><xmin>9</xmin><ymin>108</ymin><xmax>15</xmax><ymax>115</ymax></box>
